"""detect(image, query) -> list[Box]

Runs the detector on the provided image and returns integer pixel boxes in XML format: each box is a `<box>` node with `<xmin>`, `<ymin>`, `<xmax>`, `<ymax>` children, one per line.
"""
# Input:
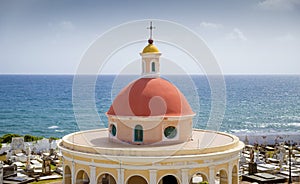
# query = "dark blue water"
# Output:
<box><xmin>0</xmin><ymin>75</ymin><xmax>299</xmax><ymax>138</ymax></box>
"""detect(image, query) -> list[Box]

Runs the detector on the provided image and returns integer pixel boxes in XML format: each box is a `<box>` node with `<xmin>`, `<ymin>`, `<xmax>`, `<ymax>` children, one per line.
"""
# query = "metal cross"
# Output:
<box><xmin>147</xmin><ymin>21</ymin><xmax>155</xmax><ymax>39</ymax></box>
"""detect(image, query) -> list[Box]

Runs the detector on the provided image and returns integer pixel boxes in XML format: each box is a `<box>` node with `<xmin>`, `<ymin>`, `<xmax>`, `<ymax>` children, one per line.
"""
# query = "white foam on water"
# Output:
<box><xmin>288</xmin><ymin>122</ymin><xmax>300</xmax><ymax>127</ymax></box>
<box><xmin>55</xmin><ymin>130</ymin><xmax>65</xmax><ymax>132</ymax></box>
<box><xmin>48</xmin><ymin>125</ymin><xmax>59</xmax><ymax>129</ymax></box>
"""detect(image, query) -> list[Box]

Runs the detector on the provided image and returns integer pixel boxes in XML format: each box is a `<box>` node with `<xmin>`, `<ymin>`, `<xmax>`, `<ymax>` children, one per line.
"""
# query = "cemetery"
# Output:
<box><xmin>1</xmin><ymin>133</ymin><xmax>300</xmax><ymax>183</ymax></box>
<box><xmin>0</xmin><ymin>136</ymin><xmax>62</xmax><ymax>184</ymax></box>
<box><xmin>240</xmin><ymin>140</ymin><xmax>300</xmax><ymax>183</ymax></box>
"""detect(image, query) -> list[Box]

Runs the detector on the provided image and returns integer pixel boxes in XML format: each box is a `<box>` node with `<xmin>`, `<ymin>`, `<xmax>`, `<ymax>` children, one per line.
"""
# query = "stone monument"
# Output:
<box><xmin>0</xmin><ymin>164</ymin><xmax>3</xmax><ymax>184</ymax></box>
<box><xmin>11</xmin><ymin>137</ymin><xmax>24</xmax><ymax>154</ymax></box>
<box><xmin>42</xmin><ymin>153</ymin><xmax>51</xmax><ymax>175</ymax></box>
<box><xmin>249</xmin><ymin>148</ymin><xmax>257</xmax><ymax>175</ymax></box>
<box><xmin>25</xmin><ymin>146</ymin><xmax>32</xmax><ymax>171</ymax></box>
<box><xmin>244</xmin><ymin>135</ymin><xmax>249</xmax><ymax>145</ymax></box>
<box><xmin>279</xmin><ymin>146</ymin><xmax>286</xmax><ymax>170</ymax></box>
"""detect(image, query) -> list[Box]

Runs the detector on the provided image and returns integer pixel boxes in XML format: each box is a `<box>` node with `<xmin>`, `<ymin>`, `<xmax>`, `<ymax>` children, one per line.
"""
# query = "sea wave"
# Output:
<box><xmin>287</xmin><ymin>122</ymin><xmax>300</xmax><ymax>127</ymax></box>
<box><xmin>55</xmin><ymin>130</ymin><xmax>65</xmax><ymax>132</ymax></box>
<box><xmin>280</xmin><ymin>115</ymin><xmax>300</xmax><ymax>122</ymax></box>
<box><xmin>48</xmin><ymin>125</ymin><xmax>59</xmax><ymax>129</ymax></box>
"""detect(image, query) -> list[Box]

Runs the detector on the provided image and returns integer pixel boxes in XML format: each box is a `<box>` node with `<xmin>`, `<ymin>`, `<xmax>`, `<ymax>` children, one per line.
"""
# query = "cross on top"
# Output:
<box><xmin>147</xmin><ymin>21</ymin><xmax>155</xmax><ymax>41</ymax></box>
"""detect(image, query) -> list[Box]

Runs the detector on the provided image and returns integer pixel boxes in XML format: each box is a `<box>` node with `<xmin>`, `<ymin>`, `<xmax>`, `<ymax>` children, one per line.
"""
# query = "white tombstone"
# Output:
<box><xmin>6</xmin><ymin>150</ymin><xmax>12</xmax><ymax>161</ymax></box>
<box><xmin>37</xmin><ymin>139</ymin><xmax>50</xmax><ymax>152</ymax></box>
<box><xmin>11</xmin><ymin>137</ymin><xmax>24</xmax><ymax>154</ymax></box>
<box><xmin>279</xmin><ymin>146</ymin><xmax>286</xmax><ymax>170</ymax></box>
<box><xmin>26</xmin><ymin>146</ymin><xmax>31</xmax><ymax>156</ymax></box>
<box><xmin>25</xmin><ymin>146</ymin><xmax>32</xmax><ymax>170</ymax></box>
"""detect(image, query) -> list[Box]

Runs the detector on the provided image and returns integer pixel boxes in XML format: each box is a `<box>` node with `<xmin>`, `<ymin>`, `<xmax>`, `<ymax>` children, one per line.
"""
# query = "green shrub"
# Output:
<box><xmin>49</xmin><ymin>137</ymin><xmax>60</xmax><ymax>140</ymax></box>
<box><xmin>0</xmin><ymin>134</ymin><xmax>44</xmax><ymax>143</ymax></box>
<box><xmin>0</xmin><ymin>134</ymin><xmax>22</xmax><ymax>143</ymax></box>
<box><xmin>24</xmin><ymin>134</ymin><xmax>43</xmax><ymax>142</ymax></box>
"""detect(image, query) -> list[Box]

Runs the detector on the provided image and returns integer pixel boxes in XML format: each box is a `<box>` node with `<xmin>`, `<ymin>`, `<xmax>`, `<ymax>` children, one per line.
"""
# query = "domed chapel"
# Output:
<box><xmin>58</xmin><ymin>22</ymin><xmax>244</xmax><ymax>184</ymax></box>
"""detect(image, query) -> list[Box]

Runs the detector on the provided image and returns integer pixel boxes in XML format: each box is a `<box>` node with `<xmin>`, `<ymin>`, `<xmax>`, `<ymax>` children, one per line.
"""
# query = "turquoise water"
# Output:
<box><xmin>0</xmin><ymin>75</ymin><xmax>299</xmax><ymax>138</ymax></box>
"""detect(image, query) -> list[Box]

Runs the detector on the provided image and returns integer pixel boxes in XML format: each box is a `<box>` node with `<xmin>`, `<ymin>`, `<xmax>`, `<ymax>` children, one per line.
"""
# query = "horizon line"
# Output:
<box><xmin>0</xmin><ymin>73</ymin><xmax>300</xmax><ymax>76</ymax></box>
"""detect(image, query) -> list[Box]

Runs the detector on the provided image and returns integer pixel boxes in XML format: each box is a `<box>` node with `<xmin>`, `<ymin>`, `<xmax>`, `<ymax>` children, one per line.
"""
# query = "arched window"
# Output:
<box><xmin>159</xmin><ymin>175</ymin><xmax>179</xmax><ymax>184</ymax></box>
<box><xmin>98</xmin><ymin>173</ymin><xmax>117</xmax><ymax>184</ymax></box>
<box><xmin>76</xmin><ymin>170</ymin><xmax>90</xmax><ymax>184</ymax></box>
<box><xmin>151</xmin><ymin>62</ymin><xmax>155</xmax><ymax>72</ymax></box>
<box><xmin>64</xmin><ymin>165</ymin><xmax>71</xmax><ymax>184</ymax></box>
<box><xmin>134</xmin><ymin>125</ymin><xmax>143</xmax><ymax>142</ymax></box>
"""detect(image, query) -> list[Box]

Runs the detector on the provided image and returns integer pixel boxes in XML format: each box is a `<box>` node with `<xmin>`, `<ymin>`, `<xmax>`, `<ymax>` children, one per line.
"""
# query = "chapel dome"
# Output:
<box><xmin>142</xmin><ymin>39</ymin><xmax>160</xmax><ymax>53</ymax></box>
<box><xmin>107</xmin><ymin>77</ymin><xmax>194</xmax><ymax>117</ymax></box>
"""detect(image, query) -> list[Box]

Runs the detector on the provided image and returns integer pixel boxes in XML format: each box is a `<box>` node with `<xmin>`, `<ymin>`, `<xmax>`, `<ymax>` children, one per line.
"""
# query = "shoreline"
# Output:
<box><xmin>234</xmin><ymin>132</ymin><xmax>300</xmax><ymax>145</ymax></box>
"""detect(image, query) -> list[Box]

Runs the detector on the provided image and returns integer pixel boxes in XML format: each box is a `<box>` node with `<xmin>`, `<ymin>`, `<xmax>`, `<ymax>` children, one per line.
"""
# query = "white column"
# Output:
<box><xmin>181</xmin><ymin>169</ymin><xmax>189</xmax><ymax>184</ymax></box>
<box><xmin>227</xmin><ymin>162</ymin><xmax>233</xmax><ymax>184</ymax></box>
<box><xmin>209</xmin><ymin>166</ymin><xmax>215</xmax><ymax>184</ymax></box>
<box><xmin>89</xmin><ymin>166</ymin><xmax>96</xmax><ymax>184</ymax></box>
<box><xmin>71</xmin><ymin>162</ymin><xmax>75</xmax><ymax>184</ymax></box>
<box><xmin>62</xmin><ymin>159</ymin><xmax>65</xmax><ymax>184</ymax></box>
<box><xmin>118</xmin><ymin>168</ymin><xmax>125</xmax><ymax>184</ymax></box>
<box><xmin>149</xmin><ymin>170</ymin><xmax>157</xmax><ymax>184</ymax></box>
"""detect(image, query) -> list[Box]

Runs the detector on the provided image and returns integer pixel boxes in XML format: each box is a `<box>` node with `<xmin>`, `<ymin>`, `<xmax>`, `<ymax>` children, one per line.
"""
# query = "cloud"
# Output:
<box><xmin>276</xmin><ymin>33</ymin><xmax>296</xmax><ymax>42</ymax></box>
<box><xmin>258</xmin><ymin>0</ymin><xmax>300</xmax><ymax>11</ymax></box>
<box><xmin>200</xmin><ymin>21</ymin><xmax>223</xmax><ymax>29</ymax></box>
<box><xmin>226</xmin><ymin>28</ymin><xmax>247</xmax><ymax>41</ymax></box>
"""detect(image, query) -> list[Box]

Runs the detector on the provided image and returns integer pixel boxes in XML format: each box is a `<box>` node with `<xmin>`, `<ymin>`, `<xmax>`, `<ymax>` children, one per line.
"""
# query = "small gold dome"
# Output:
<box><xmin>142</xmin><ymin>43</ymin><xmax>160</xmax><ymax>53</ymax></box>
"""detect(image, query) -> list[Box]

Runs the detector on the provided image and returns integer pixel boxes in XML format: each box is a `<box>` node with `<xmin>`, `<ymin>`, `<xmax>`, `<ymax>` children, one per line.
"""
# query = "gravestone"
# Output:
<box><xmin>25</xmin><ymin>146</ymin><xmax>32</xmax><ymax>171</ymax></box>
<box><xmin>0</xmin><ymin>164</ymin><xmax>3</xmax><ymax>184</ymax></box>
<box><xmin>244</xmin><ymin>135</ymin><xmax>249</xmax><ymax>145</ymax></box>
<box><xmin>249</xmin><ymin>148</ymin><xmax>257</xmax><ymax>175</ymax></box>
<box><xmin>11</xmin><ymin>137</ymin><xmax>24</xmax><ymax>154</ymax></box>
<box><xmin>249</xmin><ymin>162</ymin><xmax>258</xmax><ymax>175</ymax></box>
<box><xmin>42</xmin><ymin>153</ymin><xmax>51</xmax><ymax>175</ymax></box>
<box><xmin>3</xmin><ymin>164</ymin><xmax>17</xmax><ymax>178</ymax></box>
<box><xmin>279</xmin><ymin>146</ymin><xmax>286</xmax><ymax>170</ymax></box>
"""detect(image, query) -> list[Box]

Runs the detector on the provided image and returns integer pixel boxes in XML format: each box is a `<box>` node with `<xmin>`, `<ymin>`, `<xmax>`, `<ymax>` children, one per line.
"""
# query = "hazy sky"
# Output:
<box><xmin>0</xmin><ymin>0</ymin><xmax>299</xmax><ymax>74</ymax></box>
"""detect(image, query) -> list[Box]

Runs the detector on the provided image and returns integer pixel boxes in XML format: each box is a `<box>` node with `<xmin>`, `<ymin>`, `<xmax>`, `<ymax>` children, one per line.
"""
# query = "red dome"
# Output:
<box><xmin>107</xmin><ymin>78</ymin><xmax>194</xmax><ymax>116</ymax></box>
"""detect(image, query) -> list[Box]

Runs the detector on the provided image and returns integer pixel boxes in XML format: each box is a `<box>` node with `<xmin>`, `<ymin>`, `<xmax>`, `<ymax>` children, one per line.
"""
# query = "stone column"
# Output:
<box><xmin>181</xmin><ymin>169</ymin><xmax>189</xmax><ymax>184</ymax></box>
<box><xmin>62</xmin><ymin>160</ymin><xmax>65</xmax><ymax>184</ymax></box>
<box><xmin>149</xmin><ymin>170</ymin><xmax>157</xmax><ymax>184</ymax></box>
<box><xmin>71</xmin><ymin>162</ymin><xmax>75</xmax><ymax>184</ymax></box>
<box><xmin>209</xmin><ymin>166</ymin><xmax>215</xmax><ymax>184</ymax></box>
<box><xmin>118</xmin><ymin>168</ymin><xmax>125</xmax><ymax>184</ymax></box>
<box><xmin>89</xmin><ymin>166</ymin><xmax>96</xmax><ymax>184</ymax></box>
<box><xmin>228</xmin><ymin>162</ymin><xmax>233</xmax><ymax>184</ymax></box>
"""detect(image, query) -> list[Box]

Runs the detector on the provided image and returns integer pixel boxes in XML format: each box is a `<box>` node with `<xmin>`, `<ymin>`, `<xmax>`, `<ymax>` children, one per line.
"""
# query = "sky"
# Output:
<box><xmin>0</xmin><ymin>0</ymin><xmax>299</xmax><ymax>74</ymax></box>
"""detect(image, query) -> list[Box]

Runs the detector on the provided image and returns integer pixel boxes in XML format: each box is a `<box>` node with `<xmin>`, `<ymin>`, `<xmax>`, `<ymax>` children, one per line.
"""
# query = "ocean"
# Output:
<box><xmin>0</xmin><ymin>75</ymin><xmax>300</xmax><ymax>140</ymax></box>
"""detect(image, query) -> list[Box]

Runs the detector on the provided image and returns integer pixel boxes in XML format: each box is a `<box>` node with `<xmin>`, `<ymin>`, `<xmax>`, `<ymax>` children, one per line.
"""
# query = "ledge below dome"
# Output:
<box><xmin>59</xmin><ymin>128</ymin><xmax>243</xmax><ymax>161</ymax></box>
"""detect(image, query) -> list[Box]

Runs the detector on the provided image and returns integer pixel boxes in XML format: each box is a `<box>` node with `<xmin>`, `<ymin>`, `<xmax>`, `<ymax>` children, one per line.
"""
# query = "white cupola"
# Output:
<box><xmin>140</xmin><ymin>22</ymin><xmax>161</xmax><ymax>78</ymax></box>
